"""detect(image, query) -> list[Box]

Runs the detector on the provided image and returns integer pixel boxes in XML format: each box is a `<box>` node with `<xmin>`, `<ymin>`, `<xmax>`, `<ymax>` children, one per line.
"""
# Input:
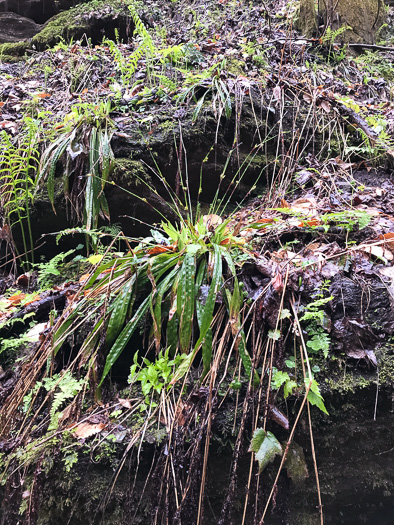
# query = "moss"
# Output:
<box><xmin>226</xmin><ymin>58</ymin><xmax>246</xmax><ymax>76</ymax></box>
<box><xmin>0</xmin><ymin>41</ymin><xmax>29</xmax><ymax>60</ymax></box>
<box><xmin>377</xmin><ymin>346</ymin><xmax>394</xmax><ymax>386</ymax></box>
<box><xmin>0</xmin><ymin>0</ymin><xmax>131</xmax><ymax>57</ymax></box>
<box><xmin>318</xmin><ymin>0</ymin><xmax>386</xmax><ymax>44</ymax></box>
<box><xmin>327</xmin><ymin>371</ymin><xmax>373</xmax><ymax>394</ymax></box>
<box><xmin>112</xmin><ymin>158</ymin><xmax>151</xmax><ymax>187</ymax></box>
<box><xmin>32</xmin><ymin>0</ymin><xmax>130</xmax><ymax>50</ymax></box>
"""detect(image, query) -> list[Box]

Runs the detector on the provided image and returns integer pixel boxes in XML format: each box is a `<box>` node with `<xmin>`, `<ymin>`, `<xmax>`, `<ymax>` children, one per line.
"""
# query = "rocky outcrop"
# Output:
<box><xmin>0</xmin><ymin>0</ymin><xmax>80</xmax><ymax>24</ymax></box>
<box><xmin>0</xmin><ymin>13</ymin><xmax>41</xmax><ymax>43</ymax></box>
<box><xmin>0</xmin><ymin>0</ymin><xmax>133</xmax><ymax>57</ymax></box>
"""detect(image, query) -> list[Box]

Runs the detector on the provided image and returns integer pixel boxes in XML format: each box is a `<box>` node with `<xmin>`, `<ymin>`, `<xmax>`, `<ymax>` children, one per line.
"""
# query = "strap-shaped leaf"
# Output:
<box><xmin>85</xmin><ymin>172</ymin><xmax>94</xmax><ymax>231</ymax></box>
<box><xmin>151</xmin><ymin>266</ymin><xmax>179</xmax><ymax>352</ymax></box>
<box><xmin>99</xmin><ymin>296</ymin><xmax>150</xmax><ymax>385</ymax></box>
<box><xmin>47</xmin><ymin>135</ymin><xmax>72</xmax><ymax>210</ymax></box>
<box><xmin>171</xmin><ymin>245</ymin><xmax>222</xmax><ymax>384</ymax></box>
<box><xmin>199</xmin><ymin>244</ymin><xmax>222</xmax><ymax>337</ymax></box>
<box><xmin>201</xmin><ymin>328</ymin><xmax>212</xmax><ymax>379</ymax></box>
<box><xmin>177</xmin><ymin>251</ymin><xmax>196</xmax><ymax>352</ymax></box>
<box><xmin>106</xmin><ymin>276</ymin><xmax>135</xmax><ymax>345</ymax></box>
<box><xmin>167</xmin><ymin>294</ymin><xmax>178</xmax><ymax>356</ymax></box>
<box><xmin>100</xmin><ymin>129</ymin><xmax>113</xmax><ymax>186</ymax></box>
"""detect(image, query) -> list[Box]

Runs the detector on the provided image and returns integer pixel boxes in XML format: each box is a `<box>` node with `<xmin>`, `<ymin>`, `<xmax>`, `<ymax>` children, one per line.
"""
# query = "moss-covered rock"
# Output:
<box><xmin>0</xmin><ymin>41</ymin><xmax>29</xmax><ymax>60</ymax></box>
<box><xmin>32</xmin><ymin>0</ymin><xmax>133</xmax><ymax>51</ymax></box>
<box><xmin>0</xmin><ymin>0</ymin><xmax>133</xmax><ymax>60</ymax></box>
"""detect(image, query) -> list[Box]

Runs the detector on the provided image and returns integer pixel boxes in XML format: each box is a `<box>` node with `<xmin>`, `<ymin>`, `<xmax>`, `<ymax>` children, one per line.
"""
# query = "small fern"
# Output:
<box><xmin>0</xmin><ymin>121</ymin><xmax>39</xmax><ymax>267</ymax></box>
<box><xmin>33</xmin><ymin>249</ymin><xmax>76</xmax><ymax>289</ymax></box>
<box><xmin>23</xmin><ymin>371</ymin><xmax>86</xmax><ymax>431</ymax></box>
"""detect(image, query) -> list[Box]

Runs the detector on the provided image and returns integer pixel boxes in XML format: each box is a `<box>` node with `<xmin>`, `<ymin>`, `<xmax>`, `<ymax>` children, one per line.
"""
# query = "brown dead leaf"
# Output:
<box><xmin>74</xmin><ymin>422</ymin><xmax>105</xmax><ymax>439</ymax></box>
<box><xmin>334</xmin><ymin>157</ymin><xmax>354</xmax><ymax>170</ymax></box>
<box><xmin>378</xmin><ymin>232</ymin><xmax>394</xmax><ymax>252</ymax></box>
<box><xmin>147</xmin><ymin>245</ymin><xmax>173</xmax><ymax>255</ymax></box>
<box><xmin>203</xmin><ymin>214</ymin><xmax>223</xmax><ymax>229</ymax></box>
<box><xmin>272</xmin><ymin>273</ymin><xmax>283</xmax><ymax>292</ymax></box>
<box><xmin>23</xmin><ymin>294</ymin><xmax>40</xmax><ymax>306</ymax></box>
<box><xmin>16</xmin><ymin>274</ymin><xmax>30</xmax><ymax>287</ymax></box>
<box><xmin>357</xmin><ymin>244</ymin><xmax>393</xmax><ymax>261</ymax></box>
<box><xmin>59</xmin><ymin>403</ymin><xmax>73</xmax><ymax>423</ymax></box>
<box><xmin>320</xmin><ymin>100</ymin><xmax>331</xmax><ymax>113</ymax></box>
<box><xmin>7</xmin><ymin>293</ymin><xmax>25</xmax><ymax>306</ymax></box>
<box><xmin>118</xmin><ymin>398</ymin><xmax>133</xmax><ymax>409</ymax></box>
<box><xmin>291</xmin><ymin>197</ymin><xmax>318</xmax><ymax>217</ymax></box>
<box><xmin>273</xmin><ymin>84</ymin><xmax>282</xmax><ymax>102</ymax></box>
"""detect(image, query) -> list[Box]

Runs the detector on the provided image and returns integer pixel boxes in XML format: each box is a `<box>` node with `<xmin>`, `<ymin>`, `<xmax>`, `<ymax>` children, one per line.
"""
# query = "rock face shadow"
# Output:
<box><xmin>0</xmin><ymin>13</ymin><xmax>42</xmax><ymax>43</ymax></box>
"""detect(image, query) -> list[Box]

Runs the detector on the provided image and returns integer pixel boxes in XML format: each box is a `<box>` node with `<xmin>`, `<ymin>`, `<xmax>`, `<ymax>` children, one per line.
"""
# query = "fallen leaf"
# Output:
<box><xmin>7</xmin><ymin>293</ymin><xmax>25</xmax><ymax>306</ymax></box>
<box><xmin>118</xmin><ymin>398</ymin><xmax>133</xmax><ymax>409</ymax></box>
<box><xmin>203</xmin><ymin>214</ymin><xmax>223</xmax><ymax>229</ymax></box>
<box><xmin>290</xmin><ymin>197</ymin><xmax>318</xmax><ymax>217</ymax></box>
<box><xmin>334</xmin><ymin>157</ymin><xmax>354</xmax><ymax>170</ymax></box>
<box><xmin>273</xmin><ymin>85</ymin><xmax>282</xmax><ymax>102</ymax></box>
<box><xmin>357</xmin><ymin>244</ymin><xmax>393</xmax><ymax>261</ymax></box>
<box><xmin>378</xmin><ymin>232</ymin><xmax>394</xmax><ymax>252</ymax></box>
<box><xmin>26</xmin><ymin>322</ymin><xmax>48</xmax><ymax>341</ymax></box>
<box><xmin>73</xmin><ymin>422</ymin><xmax>105</xmax><ymax>439</ymax></box>
<box><xmin>147</xmin><ymin>245</ymin><xmax>172</xmax><ymax>255</ymax></box>
<box><xmin>320</xmin><ymin>99</ymin><xmax>331</xmax><ymax>113</ymax></box>
<box><xmin>272</xmin><ymin>273</ymin><xmax>283</xmax><ymax>292</ymax></box>
<box><xmin>23</xmin><ymin>294</ymin><xmax>40</xmax><ymax>306</ymax></box>
<box><xmin>16</xmin><ymin>274</ymin><xmax>30</xmax><ymax>287</ymax></box>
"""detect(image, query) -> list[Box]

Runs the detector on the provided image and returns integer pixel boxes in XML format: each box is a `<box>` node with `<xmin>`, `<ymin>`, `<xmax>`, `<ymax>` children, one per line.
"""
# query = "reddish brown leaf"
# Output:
<box><xmin>272</xmin><ymin>273</ymin><xmax>283</xmax><ymax>292</ymax></box>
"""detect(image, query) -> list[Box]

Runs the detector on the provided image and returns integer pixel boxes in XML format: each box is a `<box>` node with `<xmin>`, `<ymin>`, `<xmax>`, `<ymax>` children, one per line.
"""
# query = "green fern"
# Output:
<box><xmin>0</xmin><ymin>122</ymin><xmax>39</xmax><ymax>267</ymax></box>
<box><xmin>22</xmin><ymin>372</ymin><xmax>86</xmax><ymax>430</ymax></box>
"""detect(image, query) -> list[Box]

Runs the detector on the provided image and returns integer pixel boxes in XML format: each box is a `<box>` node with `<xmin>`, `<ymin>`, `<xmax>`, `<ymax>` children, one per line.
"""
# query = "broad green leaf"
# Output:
<box><xmin>106</xmin><ymin>277</ymin><xmax>135</xmax><ymax>345</ymax></box>
<box><xmin>305</xmin><ymin>378</ymin><xmax>329</xmax><ymax>415</ymax></box>
<box><xmin>268</xmin><ymin>329</ymin><xmax>281</xmax><ymax>341</ymax></box>
<box><xmin>280</xmin><ymin>309</ymin><xmax>291</xmax><ymax>319</ymax></box>
<box><xmin>283</xmin><ymin>441</ymin><xmax>309</xmax><ymax>481</ymax></box>
<box><xmin>249</xmin><ymin>429</ymin><xmax>283</xmax><ymax>473</ymax></box>
<box><xmin>88</xmin><ymin>254</ymin><xmax>104</xmax><ymax>265</ymax></box>
<box><xmin>284</xmin><ymin>380</ymin><xmax>297</xmax><ymax>399</ymax></box>
<box><xmin>152</xmin><ymin>267</ymin><xmax>179</xmax><ymax>352</ymax></box>
<box><xmin>100</xmin><ymin>296</ymin><xmax>150</xmax><ymax>385</ymax></box>
<box><xmin>177</xmin><ymin>252</ymin><xmax>196</xmax><ymax>352</ymax></box>
<box><xmin>271</xmin><ymin>370</ymin><xmax>290</xmax><ymax>390</ymax></box>
<box><xmin>201</xmin><ymin>328</ymin><xmax>212</xmax><ymax>378</ymax></box>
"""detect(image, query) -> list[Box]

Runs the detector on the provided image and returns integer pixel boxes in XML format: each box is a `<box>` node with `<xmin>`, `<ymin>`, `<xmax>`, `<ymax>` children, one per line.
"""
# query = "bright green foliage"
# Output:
<box><xmin>319</xmin><ymin>210</ymin><xmax>372</xmax><ymax>232</ymax></box>
<box><xmin>300</xmin><ymin>289</ymin><xmax>333</xmax><ymax>358</ymax></box>
<box><xmin>0</xmin><ymin>120</ymin><xmax>39</xmax><ymax>267</ymax></box>
<box><xmin>271</xmin><ymin>368</ymin><xmax>297</xmax><ymax>398</ymax></box>
<box><xmin>306</xmin><ymin>377</ymin><xmax>328</xmax><ymax>415</ymax></box>
<box><xmin>53</xmin><ymin>216</ymin><xmax>258</xmax><ymax>387</ymax></box>
<box><xmin>249</xmin><ymin>429</ymin><xmax>283</xmax><ymax>473</ymax></box>
<box><xmin>177</xmin><ymin>63</ymin><xmax>232</xmax><ymax>121</ymax></box>
<box><xmin>128</xmin><ymin>349</ymin><xmax>185</xmax><ymax>404</ymax></box>
<box><xmin>23</xmin><ymin>372</ymin><xmax>86</xmax><ymax>430</ymax></box>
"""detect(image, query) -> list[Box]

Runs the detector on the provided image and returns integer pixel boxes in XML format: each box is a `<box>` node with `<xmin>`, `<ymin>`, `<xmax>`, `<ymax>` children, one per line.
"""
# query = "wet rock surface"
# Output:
<box><xmin>0</xmin><ymin>0</ymin><xmax>78</xmax><ymax>23</ymax></box>
<box><xmin>0</xmin><ymin>13</ymin><xmax>42</xmax><ymax>43</ymax></box>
